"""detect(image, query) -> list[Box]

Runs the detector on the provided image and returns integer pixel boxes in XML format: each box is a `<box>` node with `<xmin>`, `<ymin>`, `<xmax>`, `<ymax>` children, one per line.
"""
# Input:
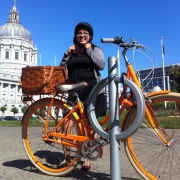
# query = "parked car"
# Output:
<box><xmin>4</xmin><ymin>116</ymin><xmax>18</xmax><ymax>120</ymax></box>
<box><xmin>0</xmin><ymin>117</ymin><xmax>4</xmax><ymax>121</ymax></box>
<box><xmin>16</xmin><ymin>116</ymin><xmax>22</xmax><ymax>121</ymax></box>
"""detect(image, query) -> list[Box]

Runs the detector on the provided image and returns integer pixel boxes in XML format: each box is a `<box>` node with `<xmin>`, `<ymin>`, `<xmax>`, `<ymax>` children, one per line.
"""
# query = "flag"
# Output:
<box><xmin>162</xmin><ymin>43</ymin><xmax>165</xmax><ymax>55</ymax></box>
<box><xmin>161</xmin><ymin>38</ymin><xmax>165</xmax><ymax>55</ymax></box>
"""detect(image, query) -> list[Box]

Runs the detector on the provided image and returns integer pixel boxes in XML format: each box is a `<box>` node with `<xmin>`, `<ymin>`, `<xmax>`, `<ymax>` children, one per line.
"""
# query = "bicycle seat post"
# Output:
<box><xmin>108</xmin><ymin>56</ymin><xmax>121</xmax><ymax>180</ymax></box>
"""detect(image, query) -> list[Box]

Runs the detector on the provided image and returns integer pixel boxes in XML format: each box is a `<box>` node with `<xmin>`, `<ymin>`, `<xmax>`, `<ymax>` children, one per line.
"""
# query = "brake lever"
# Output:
<box><xmin>140</xmin><ymin>45</ymin><xmax>147</xmax><ymax>52</ymax></box>
<box><xmin>131</xmin><ymin>37</ymin><xmax>147</xmax><ymax>52</ymax></box>
<box><xmin>134</xmin><ymin>44</ymin><xmax>147</xmax><ymax>52</ymax></box>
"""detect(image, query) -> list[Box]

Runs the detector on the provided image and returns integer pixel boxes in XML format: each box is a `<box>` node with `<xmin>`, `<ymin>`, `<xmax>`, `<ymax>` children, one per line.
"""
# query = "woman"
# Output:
<box><xmin>60</xmin><ymin>22</ymin><xmax>106</xmax><ymax>171</ymax></box>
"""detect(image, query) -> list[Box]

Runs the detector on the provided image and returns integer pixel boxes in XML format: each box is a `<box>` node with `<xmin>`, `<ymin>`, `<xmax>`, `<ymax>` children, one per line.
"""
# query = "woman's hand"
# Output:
<box><xmin>65</xmin><ymin>45</ymin><xmax>75</xmax><ymax>55</ymax></box>
<box><xmin>85</xmin><ymin>43</ymin><xmax>91</xmax><ymax>49</ymax></box>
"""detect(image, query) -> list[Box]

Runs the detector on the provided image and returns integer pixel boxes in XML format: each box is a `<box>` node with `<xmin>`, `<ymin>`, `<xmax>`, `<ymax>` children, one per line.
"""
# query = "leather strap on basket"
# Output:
<box><xmin>20</xmin><ymin>66</ymin><xmax>54</xmax><ymax>91</ymax></box>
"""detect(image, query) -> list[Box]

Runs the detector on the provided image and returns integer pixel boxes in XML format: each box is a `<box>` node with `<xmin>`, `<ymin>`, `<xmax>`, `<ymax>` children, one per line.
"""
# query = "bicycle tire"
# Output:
<box><xmin>22</xmin><ymin>98</ymin><xmax>82</xmax><ymax>176</ymax></box>
<box><xmin>123</xmin><ymin>92</ymin><xmax>180</xmax><ymax>180</ymax></box>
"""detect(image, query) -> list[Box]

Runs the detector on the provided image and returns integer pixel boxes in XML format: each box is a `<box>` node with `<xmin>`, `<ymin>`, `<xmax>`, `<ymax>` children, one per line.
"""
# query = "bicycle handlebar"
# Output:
<box><xmin>101</xmin><ymin>36</ymin><xmax>145</xmax><ymax>51</ymax></box>
<box><xmin>101</xmin><ymin>36</ymin><xmax>126</xmax><ymax>45</ymax></box>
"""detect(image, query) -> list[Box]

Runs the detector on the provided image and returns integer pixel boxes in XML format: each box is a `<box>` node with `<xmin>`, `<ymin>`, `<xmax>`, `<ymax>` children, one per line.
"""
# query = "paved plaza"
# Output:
<box><xmin>0</xmin><ymin>127</ymin><xmax>142</xmax><ymax>180</ymax></box>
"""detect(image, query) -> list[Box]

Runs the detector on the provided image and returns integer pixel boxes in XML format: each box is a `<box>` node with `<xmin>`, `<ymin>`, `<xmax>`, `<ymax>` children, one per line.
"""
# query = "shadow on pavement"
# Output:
<box><xmin>3</xmin><ymin>159</ymin><xmax>140</xmax><ymax>180</ymax></box>
<box><xmin>3</xmin><ymin>159</ymin><xmax>110</xmax><ymax>179</ymax></box>
<box><xmin>3</xmin><ymin>159</ymin><xmax>41</xmax><ymax>174</ymax></box>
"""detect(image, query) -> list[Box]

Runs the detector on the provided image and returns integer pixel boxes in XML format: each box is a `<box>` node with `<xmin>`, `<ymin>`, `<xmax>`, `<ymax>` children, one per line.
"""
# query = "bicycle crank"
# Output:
<box><xmin>81</xmin><ymin>139</ymin><xmax>108</xmax><ymax>161</ymax></box>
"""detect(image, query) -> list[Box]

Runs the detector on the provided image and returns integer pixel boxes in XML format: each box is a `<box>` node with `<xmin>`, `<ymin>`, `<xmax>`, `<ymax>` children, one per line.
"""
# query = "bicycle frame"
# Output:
<box><xmin>22</xmin><ymin>94</ymin><xmax>105</xmax><ymax>155</ymax></box>
<box><xmin>21</xmin><ymin>42</ymin><xmax>171</xmax><ymax>164</ymax></box>
<box><xmin>21</xmin><ymin>37</ymin><xmax>180</xmax><ymax>179</ymax></box>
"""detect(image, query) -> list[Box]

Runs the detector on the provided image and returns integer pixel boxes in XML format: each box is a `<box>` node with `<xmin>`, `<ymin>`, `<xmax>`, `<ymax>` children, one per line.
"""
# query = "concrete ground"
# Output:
<box><xmin>0</xmin><ymin>126</ymin><xmax>142</xmax><ymax>180</ymax></box>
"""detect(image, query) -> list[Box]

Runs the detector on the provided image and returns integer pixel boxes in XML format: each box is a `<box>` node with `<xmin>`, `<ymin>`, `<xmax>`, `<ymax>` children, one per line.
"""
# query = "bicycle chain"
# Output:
<box><xmin>46</xmin><ymin>137</ymin><xmax>109</xmax><ymax>160</ymax></box>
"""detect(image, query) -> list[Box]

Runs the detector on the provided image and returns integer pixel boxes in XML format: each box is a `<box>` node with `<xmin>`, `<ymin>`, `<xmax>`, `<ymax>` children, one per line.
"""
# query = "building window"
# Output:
<box><xmin>5</xmin><ymin>51</ymin><xmax>9</xmax><ymax>59</ymax></box>
<box><xmin>3</xmin><ymin>84</ymin><xmax>8</xmax><ymax>88</ymax></box>
<box><xmin>11</xmin><ymin>84</ymin><xmax>15</xmax><ymax>89</ymax></box>
<box><xmin>15</xmin><ymin>52</ymin><xmax>18</xmax><ymax>60</ymax></box>
<box><xmin>24</xmin><ymin>53</ymin><xmax>27</xmax><ymax>61</ymax></box>
<box><xmin>18</xmin><ymin>85</ymin><xmax>21</xmax><ymax>91</ymax></box>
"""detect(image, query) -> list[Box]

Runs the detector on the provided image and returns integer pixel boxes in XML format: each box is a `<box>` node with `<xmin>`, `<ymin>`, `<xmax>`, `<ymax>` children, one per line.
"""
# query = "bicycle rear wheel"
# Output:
<box><xmin>22</xmin><ymin>98</ymin><xmax>82</xmax><ymax>176</ymax></box>
<box><xmin>123</xmin><ymin>92</ymin><xmax>180</xmax><ymax>180</ymax></box>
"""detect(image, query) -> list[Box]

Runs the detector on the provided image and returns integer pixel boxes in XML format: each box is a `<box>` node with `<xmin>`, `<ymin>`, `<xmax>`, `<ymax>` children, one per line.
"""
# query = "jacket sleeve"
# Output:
<box><xmin>59</xmin><ymin>53</ymin><xmax>69</xmax><ymax>66</ymax></box>
<box><xmin>86</xmin><ymin>47</ymin><xmax>105</xmax><ymax>70</ymax></box>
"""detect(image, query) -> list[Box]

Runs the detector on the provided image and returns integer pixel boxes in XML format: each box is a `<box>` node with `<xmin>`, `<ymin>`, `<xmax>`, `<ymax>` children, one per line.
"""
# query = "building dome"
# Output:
<box><xmin>0</xmin><ymin>5</ymin><xmax>32</xmax><ymax>41</ymax></box>
<box><xmin>0</xmin><ymin>22</ymin><xmax>32</xmax><ymax>41</ymax></box>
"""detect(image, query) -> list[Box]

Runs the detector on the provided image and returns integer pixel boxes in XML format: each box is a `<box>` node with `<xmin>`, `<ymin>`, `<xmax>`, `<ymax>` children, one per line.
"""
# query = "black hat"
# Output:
<box><xmin>74</xmin><ymin>22</ymin><xmax>94</xmax><ymax>38</ymax></box>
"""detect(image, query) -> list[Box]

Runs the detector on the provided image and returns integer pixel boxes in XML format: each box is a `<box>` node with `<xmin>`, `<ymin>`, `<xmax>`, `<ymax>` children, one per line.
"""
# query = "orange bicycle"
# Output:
<box><xmin>21</xmin><ymin>77</ymin><xmax>144</xmax><ymax>176</ymax></box>
<box><xmin>21</xmin><ymin>36</ymin><xmax>180</xmax><ymax>180</ymax></box>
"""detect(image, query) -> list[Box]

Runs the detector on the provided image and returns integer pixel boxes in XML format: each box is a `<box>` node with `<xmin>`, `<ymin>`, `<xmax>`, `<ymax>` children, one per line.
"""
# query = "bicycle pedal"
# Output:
<box><xmin>95</xmin><ymin>138</ymin><xmax>109</xmax><ymax>146</ymax></box>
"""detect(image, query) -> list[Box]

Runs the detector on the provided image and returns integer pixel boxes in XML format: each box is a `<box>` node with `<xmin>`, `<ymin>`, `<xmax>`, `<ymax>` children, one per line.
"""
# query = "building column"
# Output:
<box><xmin>0</xmin><ymin>83</ymin><xmax>3</xmax><ymax>103</ymax></box>
<box><xmin>15</xmin><ymin>84</ymin><xmax>18</xmax><ymax>103</ymax></box>
<box><xmin>21</xmin><ymin>46</ymin><xmax>24</xmax><ymax>62</ymax></box>
<box><xmin>26</xmin><ymin>49</ymin><xmax>29</xmax><ymax>62</ymax></box>
<box><xmin>19</xmin><ymin>46</ymin><xmax>22</xmax><ymax>60</ymax></box>
<box><xmin>8</xmin><ymin>84</ymin><xmax>10</xmax><ymax>102</ymax></box>
<box><xmin>35</xmin><ymin>53</ymin><xmax>38</xmax><ymax>65</ymax></box>
<box><xmin>29</xmin><ymin>50</ymin><xmax>32</xmax><ymax>63</ymax></box>
<box><xmin>10</xmin><ymin>44</ymin><xmax>14</xmax><ymax>60</ymax></box>
<box><xmin>0</xmin><ymin>45</ymin><xmax>3</xmax><ymax>59</ymax></box>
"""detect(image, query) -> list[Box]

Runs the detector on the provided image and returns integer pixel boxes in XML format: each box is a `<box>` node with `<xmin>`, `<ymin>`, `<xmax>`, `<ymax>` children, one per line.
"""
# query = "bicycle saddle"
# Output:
<box><xmin>56</xmin><ymin>82</ymin><xmax>88</xmax><ymax>92</ymax></box>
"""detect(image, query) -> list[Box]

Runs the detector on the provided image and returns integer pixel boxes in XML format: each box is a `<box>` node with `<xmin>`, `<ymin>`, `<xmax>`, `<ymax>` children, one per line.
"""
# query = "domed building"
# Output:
<box><xmin>0</xmin><ymin>3</ymin><xmax>38</xmax><ymax>117</ymax></box>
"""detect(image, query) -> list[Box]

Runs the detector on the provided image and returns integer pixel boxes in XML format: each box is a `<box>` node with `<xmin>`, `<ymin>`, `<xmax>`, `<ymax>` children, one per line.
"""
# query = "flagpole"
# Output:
<box><xmin>161</xmin><ymin>37</ymin><xmax>166</xmax><ymax>108</ymax></box>
<box><xmin>161</xmin><ymin>37</ymin><xmax>165</xmax><ymax>91</ymax></box>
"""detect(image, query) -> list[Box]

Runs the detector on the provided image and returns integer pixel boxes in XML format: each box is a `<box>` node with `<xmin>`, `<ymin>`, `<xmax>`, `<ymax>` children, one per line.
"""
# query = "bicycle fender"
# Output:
<box><xmin>147</xmin><ymin>90</ymin><xmax>170</xmax><ymax>98</ymax></box>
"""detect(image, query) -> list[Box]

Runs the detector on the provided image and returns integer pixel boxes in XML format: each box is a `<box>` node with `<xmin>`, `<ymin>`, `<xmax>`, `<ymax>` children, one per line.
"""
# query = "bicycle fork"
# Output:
<box><xmin>145</xmin><ymin>103</ymin><xmax>173</xmax><ymax>146</ymax></box>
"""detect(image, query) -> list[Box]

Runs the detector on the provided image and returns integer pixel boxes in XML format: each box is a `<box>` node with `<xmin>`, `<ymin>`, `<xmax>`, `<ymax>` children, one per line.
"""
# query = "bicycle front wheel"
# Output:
<box><xmin>22</xmin><ymin>98</ymin><xmax>82</xmax><ymax>176</ymax></box>
<box><xmin>123</xmin><ymin>92</ymin><xmax>180</xmax><ymax>180</ymax></box>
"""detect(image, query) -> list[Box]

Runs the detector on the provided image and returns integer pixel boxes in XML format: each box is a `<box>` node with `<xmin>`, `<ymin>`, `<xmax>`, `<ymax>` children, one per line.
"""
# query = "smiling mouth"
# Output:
<box><xmin>79</xmin><ymin>39</ymin><xmax>87</xmax><ymax>42</ymax></box>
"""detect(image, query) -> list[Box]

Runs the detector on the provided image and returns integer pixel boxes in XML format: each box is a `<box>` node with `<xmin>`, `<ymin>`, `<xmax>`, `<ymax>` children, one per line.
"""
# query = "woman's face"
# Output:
<box><xmin>76</xmin><ymin>28</ymin><xmax>90</xmax><ymax>45</ymax></box>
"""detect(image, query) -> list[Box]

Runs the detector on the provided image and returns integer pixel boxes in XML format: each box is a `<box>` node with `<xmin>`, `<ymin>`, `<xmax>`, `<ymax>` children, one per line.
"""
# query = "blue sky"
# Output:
<box><xmin>1</xmin><ymin>0</ymin><xmax>180</xmax><ymax>78</ymax></box>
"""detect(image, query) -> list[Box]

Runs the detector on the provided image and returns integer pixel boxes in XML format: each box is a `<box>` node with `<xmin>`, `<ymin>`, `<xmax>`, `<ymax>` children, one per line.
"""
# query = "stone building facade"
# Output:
<box><xmin>0</xmin><ymin>4</ymin><xmax>38</xmax><ymax>117</ymax></box>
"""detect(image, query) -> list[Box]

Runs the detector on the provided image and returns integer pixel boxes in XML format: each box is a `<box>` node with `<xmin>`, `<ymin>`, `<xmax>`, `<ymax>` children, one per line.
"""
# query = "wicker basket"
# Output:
<box><xmin>20</xmin><ymin>66</ymin><xmax>68</xmax><ymax>95</ymax></box>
